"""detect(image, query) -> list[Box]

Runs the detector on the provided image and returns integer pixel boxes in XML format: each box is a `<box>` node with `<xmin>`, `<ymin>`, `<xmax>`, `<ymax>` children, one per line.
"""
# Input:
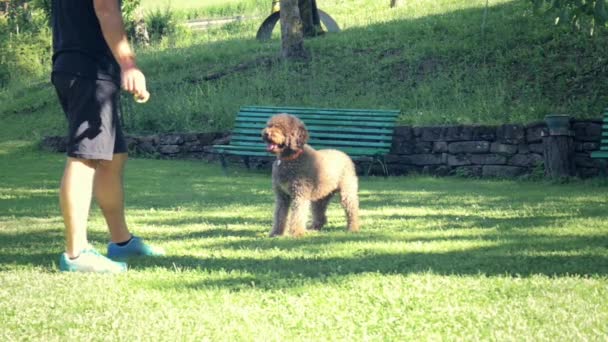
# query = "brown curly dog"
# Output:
<box><xmin>261</xmin><ymin>113</ymin><xmax>360</xmax><ymax>237</ymax></box>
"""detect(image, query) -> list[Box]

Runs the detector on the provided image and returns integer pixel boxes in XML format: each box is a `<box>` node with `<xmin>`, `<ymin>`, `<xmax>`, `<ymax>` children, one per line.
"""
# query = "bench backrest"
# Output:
<box><xmin>230</xmin><ymin>105</ymin><xmax>400</xmax><ymax>157</ymax></box>
<box><xmin>591</xmin><ymin>108</ymin><xmax>608</xmax><ymax>159</ymax></box>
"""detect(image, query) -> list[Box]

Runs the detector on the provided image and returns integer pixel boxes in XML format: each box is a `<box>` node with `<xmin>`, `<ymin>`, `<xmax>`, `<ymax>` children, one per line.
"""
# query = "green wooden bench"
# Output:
<box><xmin>591</xmin><ymin>108</ymin><xmax>608</xmax><ymax>159</ymax></box>
<box><xmin>212</xmin><ymin>105</ymin><xmax>401</xmax><ymax>176</ymax></box>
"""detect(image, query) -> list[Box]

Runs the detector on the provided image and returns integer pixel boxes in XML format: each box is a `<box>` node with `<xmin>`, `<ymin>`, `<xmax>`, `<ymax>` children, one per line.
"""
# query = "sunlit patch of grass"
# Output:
<box><xmin>1</xmin><ymin>149</ymin><xmax>607</xmax><ymax>339</ymax></box>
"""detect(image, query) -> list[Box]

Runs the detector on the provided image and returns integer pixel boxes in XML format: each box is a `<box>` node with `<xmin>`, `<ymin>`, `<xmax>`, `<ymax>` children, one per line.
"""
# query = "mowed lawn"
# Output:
<box><xmin>1</xmin><ymin>141</ymin><xmax>607</xmax><ymax>341</ymax></box>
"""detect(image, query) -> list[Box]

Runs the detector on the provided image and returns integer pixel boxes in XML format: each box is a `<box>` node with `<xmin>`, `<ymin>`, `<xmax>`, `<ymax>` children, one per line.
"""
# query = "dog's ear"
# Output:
<box><xmin>288</xmin><ymin>117</ymin><xmax>308</xmax><ymax>150</ymax></box>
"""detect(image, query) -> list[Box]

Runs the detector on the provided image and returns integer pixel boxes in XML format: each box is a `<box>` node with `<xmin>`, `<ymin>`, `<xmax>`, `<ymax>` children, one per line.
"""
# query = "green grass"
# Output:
<box><xmin>2</xmin><ymin>1</ymin><xmax>608</xmax><ymax>339</ymax></box>
<box><xmin>1</xmin><ymin>0</ymin><xmax>607</xmax><ymax>139</ymax></box>
<box><xmin>140</xmin><ymin>0</ymin><xmax>268</xmax><ymax>19</ymax></box>
<box><xmin>1</xmin><ymin>140</ymin><xmax>608</xmax><ymax>340</ymax></box>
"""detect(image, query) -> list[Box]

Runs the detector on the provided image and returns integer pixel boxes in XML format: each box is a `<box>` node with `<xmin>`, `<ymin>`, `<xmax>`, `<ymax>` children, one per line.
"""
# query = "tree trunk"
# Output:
<box><xmin>390</xmin><ymin>0</ymin><xmax>404</xmax><ymax>7</ymax></box>
<box><xmin>280</xmin><ymin>0</ymin><xmax>308</xmax><ymax>60</ymax></box>
<box><xmin>542</xmin><ymin>135</ymin><xmax>576</xmax><ymax>179</ymax></box>
<box><xmin>298</xmin><ymin>0</ymin><xmax>323</xmax><ymax>37</ymax></box>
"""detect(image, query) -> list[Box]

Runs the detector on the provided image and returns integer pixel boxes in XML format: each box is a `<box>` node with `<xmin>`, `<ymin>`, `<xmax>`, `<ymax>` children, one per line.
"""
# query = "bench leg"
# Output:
<box><xmin>365</xmin><ymin>156</ymin><xmax>389</xmax><ymax>177</ymax></box>
<box><xmin>243</xmin><ymin>156</ymin><xmax>251</xmax><ymax>169</ymax></box>
<box><xmin>379</xmin><ymin>156</ymin><xmax>389</xmax><ymax>178</ymax></box>
<box><xmin>220</xmin><ymin>154</ymin><xmax>228</xmax><ymax>176</ymax></box>
<box><xmin>365</xmin><ymin>159</ymin><xmax>374</xmax><ymax>177</ymax></box>
<box><xmin>598</xmin><ymin>159</ymin><xmax>608</xmax><ymax>177</ymax></box>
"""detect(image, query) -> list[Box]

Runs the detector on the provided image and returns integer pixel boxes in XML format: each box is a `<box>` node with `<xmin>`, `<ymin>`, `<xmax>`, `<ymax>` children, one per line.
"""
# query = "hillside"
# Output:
<box><xmin>0</xmin><ymin>0</ymin><xmax>606</xmax><ymax>141</ymax></box>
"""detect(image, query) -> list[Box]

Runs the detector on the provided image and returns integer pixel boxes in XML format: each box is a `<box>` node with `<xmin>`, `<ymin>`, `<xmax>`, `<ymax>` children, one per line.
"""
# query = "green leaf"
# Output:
<box><xmin>594</xmin><ymin>0</ymin><xmax>608</xmax><ymax>24</ymax></box>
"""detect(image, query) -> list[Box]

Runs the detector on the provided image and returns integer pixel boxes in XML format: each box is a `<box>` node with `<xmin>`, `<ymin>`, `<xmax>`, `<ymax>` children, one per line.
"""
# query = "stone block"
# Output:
<box><xmin>448</xmin><ymin>141</ymin><xmax>490</xmax><ymax>154</ymax></box>
<box><xmin>160</xmin><ymin>134</ymin><xmax>184</xmax><ymax>145</ymax></box>
<box><xmin>394</xmin><ymin>126</ymin><xmax>414</xmax><ymax>141</ymax></box>
<box><xmin>159</xmin><ymin>145</ymin><xmax>181</xmax><ymax>154</ymax></box>
<box><xmin>387</xmin><ymin>164</ymin><xmax>421</xmax><ymax>176</ymax></box>
<box><xmin>528</xmin><ymin>143</ymin><xmax>544</xmax><ymax>154</ymax></box>
<box><xmin>497</xmin><ymin>124</ymin><xmax>525</xmax><ymax>144</ymax></box>
<box><xmin>441</xmin><ymin>125</ymin><xmax>496</xmax><ymax>142</ymax></box>
<box><xmin>447</xmin><ymin>154</ymin><xmax>471</xmax><ymax>166</ymax></box>
<box><xmin>578</xmin><ymin>142</ymin><xmax>600</xmax><ymax>152</ymax></box>
<box><xmin>518</xmin><ymin>144</ymin><xmax>530</xmax><ymax>154</ymax></box>
<box><xmin>140</xmin><ymin>134</ymin><xmax>160</xmax><ymax>145</ymax></box>
<box><xmin>578</xmin><ymin>167</ymin><xmax>600</xmax><ymax>178</ymax></box>
<box><xmin>185</xmin><ymin>142</ymin><xmax>205</xmax><ymax>152</ymax></box>
<box><xmin>451</xmin><ymin>166</ymin><xmax>483</xmax><ymax>177</ymax></box>
<box><xmin>213</xmin><ymin>135</ymin><xmax>231</xmax><ymax>145</ymax></box>
<box><xmin>182</xmin><ymin>133</ymin><xmax>199</xmax><ymax>142</ymax></box>
<box><xmin>526</xmin><ymin>122</ymin><xmax>546</xmax><ymax>143</ymax></box>
<box><xmin>574</xmin><ymin>153</ymin><xmax>597</xmax><ymax>168</ymax></box>
<box><xmin>40</xmin><ymin>136</ymin><xmax>67</xmax><ymax>153</ymax></box>
<box><xmin>572</xmin><ymin>121</ymin><xmax>602</xmax><ymax>142</ymax></box>
<box><xmin>490</xmin><ymin>142</ymin><xmax>518</xmax><ymax>155</ymax></box>
<box><xmin>482</xmin><ymin>165</ymin><xmax>527</xmax><ymax>178</ymax></box>
<box><xmin>433</xmin><ymin>141</ymin><xmax>448</xmax><ymax>153</ymax></box>
<box><xmin>414</xmin><ymin>142</ymin><xmax>433</xmax><ymax>154</ymax></box>
<box><xmin>416</xmin><ymin>126</ymin><xmax>443</xmax><ymax>141</ymax></box>
<box><xmin>443</xmin><ymin>125</ymin><xmax>473</xmax><ymax>141</ymax></box>
<box><xmin>391</xmin><ymin>138</ymin><xmax>415</xmax><ymax>154</ymax></box>
<box><xmin>198</xmin><ymin>132</ymin><xmax>223</xmax><ymax>145</ymax></box>
<box><xmin>509</xmin><ymin>153</ymin><xmax>543</xmax><ymax>167</ymax></box>
<box><xmin>402</xmin><ymin>154</ymin><xmax>445</xmax><ymax>165</ymax></box>
<box><xmin>471</xmin><ymin>154</ymin><xmax>507</xmax><ymax>165</ymax></box>
<box><xmin>138</xmin><ymin>141</ymin><xmax>156</xmax><ymax>154</ymax></box>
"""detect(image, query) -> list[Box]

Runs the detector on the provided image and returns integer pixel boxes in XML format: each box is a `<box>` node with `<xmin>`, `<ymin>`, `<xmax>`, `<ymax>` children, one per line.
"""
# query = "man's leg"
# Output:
<box><xmin>60</xmin><ymin>157</ymin><xmax>97</xmax><ymax>258</ymax></box>
<box><xmin>100</xmin><ymin>153</ymin><xmax>165</xmax><ymax>259</ymax></box>
<box><xmin>94</xmin><ymin>153</ymin><xmax>131</xmax><ymax>243</ymax></box>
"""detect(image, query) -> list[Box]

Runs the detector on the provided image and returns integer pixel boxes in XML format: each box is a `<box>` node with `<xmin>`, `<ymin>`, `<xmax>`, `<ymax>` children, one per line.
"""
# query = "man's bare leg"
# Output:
<box><xmin>60</xmin><ymin>157</ymin><xmax>97</xmax><ymax>258</ymax></box>
<box><xmin>94</xmin><ymin>153</ymin><xmax>131</xmax><ymax>243</ymax></box>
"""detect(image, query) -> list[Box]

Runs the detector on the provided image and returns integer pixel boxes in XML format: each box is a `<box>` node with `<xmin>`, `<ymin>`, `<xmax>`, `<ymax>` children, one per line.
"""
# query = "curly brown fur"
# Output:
<box><xmin>261</xmin><ymin>113</ymin><xmax>360</xmax><ymax>237</ymax></box>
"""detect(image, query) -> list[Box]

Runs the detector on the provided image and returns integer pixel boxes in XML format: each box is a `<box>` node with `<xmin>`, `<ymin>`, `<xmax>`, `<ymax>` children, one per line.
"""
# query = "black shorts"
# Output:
<box><xmin>51</xmin><ymin>72</ymin><xmax>127</xmax><ymax>161</ymax></box>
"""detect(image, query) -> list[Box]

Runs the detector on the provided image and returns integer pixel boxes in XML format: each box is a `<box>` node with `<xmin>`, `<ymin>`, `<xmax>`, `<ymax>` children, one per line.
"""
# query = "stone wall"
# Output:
<box><xmin>387</xmin><ymin>119</ymin><xmax>605</xmax><ymax>178</ymax></box>
<box><xmin>40</xmin><ymin>119</ymin><xmax>607</xmax><ymax>178</ymax></box>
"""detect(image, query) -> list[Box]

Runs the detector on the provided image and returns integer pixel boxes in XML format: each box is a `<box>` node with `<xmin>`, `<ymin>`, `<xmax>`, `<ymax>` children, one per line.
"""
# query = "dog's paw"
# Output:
<box><xmin>290</xmin><ymin>230</ymin><xmax>307</xmax><ymax>237</ymax></box>
<box><xmin>269</xmin><ymin>231</ymin><xmax>282</xmax><ymax>237</ymax></box>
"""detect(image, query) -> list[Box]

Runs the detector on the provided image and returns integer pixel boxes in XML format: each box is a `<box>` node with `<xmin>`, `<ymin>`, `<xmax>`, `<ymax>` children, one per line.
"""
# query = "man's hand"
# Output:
<box><xmin>93</xmin><ymin>0</ymin><xmax>149</xmax><ymax>102</ymax></box>
<box><xmin>121</xmin><ymin>64</ymin><xmax>149</xmax><ymax>102</ymax></box>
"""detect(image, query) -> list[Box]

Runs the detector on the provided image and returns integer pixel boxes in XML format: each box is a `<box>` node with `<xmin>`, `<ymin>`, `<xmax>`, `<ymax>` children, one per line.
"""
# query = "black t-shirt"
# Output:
<box><xmin>52</xmin><ymin>0</ymin><xmax>121</xmax><ymax>83</ymax></box>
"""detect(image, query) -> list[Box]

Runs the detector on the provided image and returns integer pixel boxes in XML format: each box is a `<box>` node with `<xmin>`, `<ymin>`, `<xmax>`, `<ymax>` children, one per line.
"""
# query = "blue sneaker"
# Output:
<box><xmin>59</xmin><ymin>248</ymin><xmax>127</xmax><ymax>273</ymax></box>
<box><xmin>107</xmin><ymin>236</ymin><xmax>165</xmax><ymax>260</ymax></box>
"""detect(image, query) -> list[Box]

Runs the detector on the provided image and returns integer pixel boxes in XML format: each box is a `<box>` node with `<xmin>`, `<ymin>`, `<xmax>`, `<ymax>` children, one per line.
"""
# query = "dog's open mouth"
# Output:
<box><xmin>266</xmin><ymin>143</ymin><xmax>284</xmax><ymax>153</ymax></box>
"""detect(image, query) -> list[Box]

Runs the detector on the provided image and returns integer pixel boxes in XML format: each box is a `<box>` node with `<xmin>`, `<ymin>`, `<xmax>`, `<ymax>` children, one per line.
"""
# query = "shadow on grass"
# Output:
<box><xmin>2</xmin><ymin>151</ymin><xmax>608</xmax><ymax>288</ymax></box>
<box><xmin>2</xmin><ymin>223</ymin><xmax>607</xmax><ymax>286</ymax></box>
<box><xmin>0</xmin><ymin>229</ymin><xmax>111</xmax><ymax>271</ymax></box>
<box><xmin>132</xmin><ymin>238</ymin><xmax>608</xmax><ymax>291</ymax></box>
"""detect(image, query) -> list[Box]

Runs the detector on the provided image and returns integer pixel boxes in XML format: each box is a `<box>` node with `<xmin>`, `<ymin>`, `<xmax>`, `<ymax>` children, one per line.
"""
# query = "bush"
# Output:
<box><xmin>0</xmin><ymin>0</ymin><xmax>141</xmax><ymax>87</ymax></box>
<box><xmin>146</xmin><ymin>6</ymin><xmax>176</xmax><ymax>42</ymax></box>
<box><xmin>0</xmin><ymin>29</ymin><xmax>52</xmax><ymax>87</ymax></box>
<box><xmin>531</xmin><ymin>0</ymin><xmax>608</xmax><ymax>34</ymax></box>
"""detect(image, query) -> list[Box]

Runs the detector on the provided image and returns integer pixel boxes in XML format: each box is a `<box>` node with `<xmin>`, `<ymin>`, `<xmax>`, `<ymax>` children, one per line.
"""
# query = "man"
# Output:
<box><xmin>51</xmin><ymin>0</ymin><xmax>164</xmax><ymax>273</ymax></box>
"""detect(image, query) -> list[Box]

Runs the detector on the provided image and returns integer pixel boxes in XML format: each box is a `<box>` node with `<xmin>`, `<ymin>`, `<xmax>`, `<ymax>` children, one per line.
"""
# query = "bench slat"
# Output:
<box><xmin>236</xmin><ymin>117</ymin><xmax>395</xmax><ymax>128</ymax></box>
<box><xmin>215</xmin><ymin>145</ymin><xmax>389</xmax><ymax>156</ymax></box>
<box><xmin>238</xmin><ymin>109</ymin><xmax>398</xmax><ymax>116</ymax></box>
<box><xmin>241</xmin><ymin>105</ymin><xmax>400</xmax><ymax>117</ymax></box>
<box><xmin>213</xmin><ymin>106</ymin><xmax>400</xmax><ymax>171</ymax></box>
<box><xmin>232</xmin><ymin>133</ymin><xmax>393</xmax><ymax>142</ymax></box>
<box><xmin>590</xmin><ymin>108</ymin><xmax>608</xmax><ymax>159</ymax></box>
<box><xmin>230</xmin><ymin>139</ymin><xmax>391</xmax><ymax>148</ymax></box>
<box><xmin>232</xmin><ymin>134</ymin><xmax>393</xmax><ymax>145</ymax></box>
<box><xmin>237</xmin><ymin>112</ymin><xmax>397</xmax><ymax>122</ymax></box>
<box><xmin>591</xmin><ymin>150</ymin><xmax>608</xmax><ymax>158</ymax></box>
<box><xmin>232</xmin><ymin>128</ymin><xmax>394</xmax><ymax>137</ymax></box>
<box><xmin>235</xmin><ymin>122</ymin><xmax>394</xmax><ymax>135</ymax></box>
